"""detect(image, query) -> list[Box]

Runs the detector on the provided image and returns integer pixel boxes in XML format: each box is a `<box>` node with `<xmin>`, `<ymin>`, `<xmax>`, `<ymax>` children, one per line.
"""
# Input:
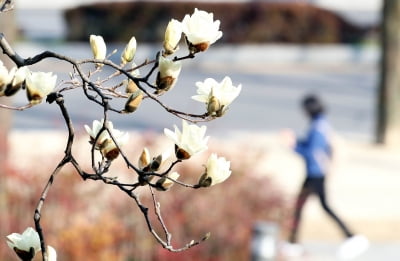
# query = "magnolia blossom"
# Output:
<box><xmin>12</xmin><ymin>66</ymin><xmax>30</xmax><ymax>88</ymax></box>
<box><xmin>121</xmin><ymin>36</ymin><xmax>137</xmax><ymax>64</ymax></box>
<box><xmin>181</xmin><ymin>8</ymin><xmax>223</xmax><ymax>53</ymax></box>
<box><xmin>7</xmin><ymin>227</ymin><xmax>41</xmax><ymax>260</ymax></box>
<box><xmin>156</xmin><ymin>55</ymin><xmax>182</xmax><ymax>93</ymax></box>
<box><xmin>198</xmin><ymin>153</ymin><xmax>231</xmax><ymax>187</ymax></box>
<box><xmin>192</xmin><ymin>76</ymin><xmax>241</xmax><ymax>116</ymax></box>
<box><xmin>0</xmin><ymin>63</ymin><xmax>16</xmax><ymax>94</ymax></box>
<box><xmin>47</xmin><ymin>246</ymin><xmax>57</xmax><ymax>261</ymax></box>
<box><xmin>156</xmin><ymin>171</ymin><xmax>180</xmax><ymax>191</ymax></box>
<box><xmin>26</xmin><ymin>71</ymin><xmax>57</xmax><ymax>104</ymax></box>
<box><xmin>90</xmin><ymin>34</ymin><xmax>107</xmax><ymax>63</ymax></box>
<box><xmin>4</xmin><ymin>66</ymin><xmax>30</xmax><ymax>96</ymax></box>
<box><xmin>164</xmin><ymin>120</ymin><xmax>208</xmax><ymax>159</ymax></box>
<box><xmin>163</xmin><ymin>19</ymin><xmax>182</xmax><ymax>55</ymax></box>
<box><xmin>84</xmin><ymin>119</ymin><xmax>129</xmax><ymax>160</ymax></box>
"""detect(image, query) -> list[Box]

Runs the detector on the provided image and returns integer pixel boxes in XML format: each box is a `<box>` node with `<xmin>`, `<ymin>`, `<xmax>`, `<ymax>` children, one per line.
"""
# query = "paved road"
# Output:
<box><xmin>10</xmin><ymin>43</ymin><xmax>377</xmax><ymax>142</ymax></box>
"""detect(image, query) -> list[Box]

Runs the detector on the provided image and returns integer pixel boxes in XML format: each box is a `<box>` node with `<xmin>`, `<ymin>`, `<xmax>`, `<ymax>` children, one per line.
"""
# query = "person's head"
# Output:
<box><xmin>301</xmin><ymin>94</ymin><xmax>325</xmax><ymax>119</ymax></box>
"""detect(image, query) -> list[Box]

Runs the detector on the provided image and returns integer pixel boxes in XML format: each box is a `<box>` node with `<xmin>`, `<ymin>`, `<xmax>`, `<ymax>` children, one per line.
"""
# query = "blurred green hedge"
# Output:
<box><xmin>64</xmin><ymin>1</ymin><xmax>374</xmax><ymax>44</ymax></box>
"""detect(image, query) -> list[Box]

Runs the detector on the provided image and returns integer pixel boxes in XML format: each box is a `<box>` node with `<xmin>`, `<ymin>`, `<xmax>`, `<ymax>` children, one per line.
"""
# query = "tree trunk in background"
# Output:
<box><xmin>0</xmin><ymin>10</ymin><xmax>16</xmax><ymax>235</ymax></box>
<box><xmin>377</xmin><ymin>0</ymin><xmax>400</xmax><ymax>146</ymax></box>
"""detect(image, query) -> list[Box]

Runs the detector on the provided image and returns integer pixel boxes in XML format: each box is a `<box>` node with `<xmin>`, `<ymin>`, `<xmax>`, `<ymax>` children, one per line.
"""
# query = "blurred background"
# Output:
<box><xmin>1</xmin><ymin>0</ymin><xmax>399</xmax><ymax>260</ymax></box>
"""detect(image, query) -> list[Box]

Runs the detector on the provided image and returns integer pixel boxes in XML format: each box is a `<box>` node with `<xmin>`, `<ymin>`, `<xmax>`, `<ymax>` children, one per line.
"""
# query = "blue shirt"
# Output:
<box><xmin>295</xmin><ymin>115</ymin><xmax>332</xmax><ymax>178</ymax></box>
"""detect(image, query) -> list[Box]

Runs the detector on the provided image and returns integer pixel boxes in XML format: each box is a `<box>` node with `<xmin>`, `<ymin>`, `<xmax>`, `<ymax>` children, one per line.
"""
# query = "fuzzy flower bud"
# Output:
<box><xmin>149</xmin><ymin>150</ymin><xmax>171</xmax><ymax>171</ymax></box>
<box><xmin>138</xmin><ymin>147</ymin><xmax>151</xmax><ymax>170</ymax></box>
<box><xmin>26</xmin><ymin>71</ymin><xmax>57</xmax><ymax>104</ymax></box>
<box><xmin>121</xmin><ymin>36</ymin><xmax>137</xmax><ymax>64</ymax></box>
<box><xmin>124</xmin><ymin>89</ymin><xmax>143</xmax><ymax>113</ymax></box>
<box><xmin>156</xmin><ymin>172</ymin><xmax>180</xmax><ymax>191</ymax></box>
<box><xmin>90</xmin><ymin>35</ymin><xmax>107</xmax><ymax>67</ymax></box>
<box><xmin>163</xmin><ymin>19</ymin><xmax>182</xmax><ymax>55</ymax></box>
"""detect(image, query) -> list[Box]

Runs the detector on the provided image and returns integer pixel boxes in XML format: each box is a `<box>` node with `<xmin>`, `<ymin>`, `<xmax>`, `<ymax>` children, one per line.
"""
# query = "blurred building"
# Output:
<box><xmin>14</xmin><ymin>0</ymin><xmax>381</xmax><ymax>41</ymax></box>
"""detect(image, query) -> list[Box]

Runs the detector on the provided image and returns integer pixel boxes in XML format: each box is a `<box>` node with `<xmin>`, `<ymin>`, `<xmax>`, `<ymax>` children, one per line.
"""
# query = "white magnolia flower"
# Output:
<box><xmin>192</xmin><ymin>76</ymin><xmax>241</xmax><ymax>116</ymax></box>
<box><xmin>0</xmin><ymin>64</ymin><xmax>15</xmax><ymax>94</ymax></box>
<box><xmin>164</xmin><ymin>120</ymin><xmax>209</xmax><ymax>159</ymax></box>
<box><xmin>84</xmin><ymin>119</ymin><xmax>108</xmax><ymax>146</ymax></box>
<box><xmin>181</xmin><ymin>8</ymin><xmax>223</xmax><ymax>53</ymax></box>
<box><xmin>199</xmin><ymin>153</ymin><xmax>231</xmax><ymax>187</ymax></box>
<box><xmin>90</xmin><ymin>34</ymin><xmax>107</xmax><ymax>62</ymax></box>
<box><xmin>163</xmin><ymin>19</ymin><xmax>183</xmax><ymax>55</ymax></box>
<box><xmin>156</xmin><ymin>171</ymin><xmax>180</xmax><ymax>191</ymax></box>
<box><xmin>7</xmin><ymin>227</ymin><xmax>41</xmax><ymax>259</ymax></box>
<box><xmin>12</xmin><ymin>66</ymin><xmax>30</xmax><ymax>88</ymax></box>
<box><xmin>101</xmin><ymin>128</ymin><xmax>129</xmax><ymax>160</ymax></box>
<box><xmin>26</xmin><ymin>71</ymin><xmax>57</xmax><ymax>104</ymax></box>
<box><xmin>84</xmin><ymin>119</ymin><xmax>129</xmax><ymax>160</ymax></box>
<box><xmin>121</xmin><ymin>36</ymin><xmax>137</xmax><ymax>64</ymax></box>
<box><xmin>3</xmin><ymin>66</ymin><xmax>30</xmax><ymax>96</ymax></box>
<box><xmin>47</xmin><ymin>245</ymin><xmax>57</xmax><ymax>261</ymax></box>
<box><xmin>156</xmin><ymin>55</ymin><xmax>182</xmax><ymax>93</ymax></box>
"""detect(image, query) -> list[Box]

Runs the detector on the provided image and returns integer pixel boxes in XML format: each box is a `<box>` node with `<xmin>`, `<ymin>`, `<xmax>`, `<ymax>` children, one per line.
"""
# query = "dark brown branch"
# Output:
<box><xmin>0</xmin><ymin>27</ymin><xmax>220</xmax><ymax>257</ymax></box>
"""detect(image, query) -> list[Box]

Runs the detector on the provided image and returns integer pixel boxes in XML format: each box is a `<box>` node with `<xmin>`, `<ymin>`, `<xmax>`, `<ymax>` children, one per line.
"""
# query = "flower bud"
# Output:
<box><xmin>163</xmin><ymin>19</ymin><xmax>182</xmax><ymax>55</ymax></box>
<box><xmin>138</xmin><ymin>147</ymin><xmax>151</xmax><ymax>170</ymax></box>
<box><xmin>125</xmin><ymin>79</ymin><xmax>139</xmax><ymax>93</ymax></box>
<box><xmin>156</xmin><ymin>172</ymin><xmax>180</xmax><ymax>191</ymax></box>
<box><xmin>124</xmin><ymin>89</ymin><xmax>143</xmax><ymax>113</ymax></box>
<box><xmin>198</xmin><ymin>173</ymin><xmax>212</xmax><ymax>187</ymax></box>
<box><xmin>90</xmin><ymin>34</ymin><xmax>106</xmax><ymax>67</ymax></box>
<box><xmin>149</xmin><ymin>154</ymin><xmax>162</xmax><ymax>171</ymax></box>
<box><xmin>121</xmin><ymin>36</ymin><xmax>137</xmax><ymax>64</ymax></box>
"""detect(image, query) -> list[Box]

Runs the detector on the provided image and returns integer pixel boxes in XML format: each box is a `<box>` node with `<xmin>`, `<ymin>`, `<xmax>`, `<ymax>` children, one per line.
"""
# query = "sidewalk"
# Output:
<box><xmin>291</xmin><ymin>241</ymin><xmax>400</xmax><ymax>261</ymax></box>
<box><xmin>228</xmin><ymin>131</ymin><xmax>400</xmax><ymax>260</ymax></box>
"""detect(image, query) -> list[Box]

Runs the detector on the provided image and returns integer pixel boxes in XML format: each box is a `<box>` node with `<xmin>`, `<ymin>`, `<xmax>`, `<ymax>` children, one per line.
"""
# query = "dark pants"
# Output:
<box><xmin>289</xmin><ymin>176</ymin><xmax>353</xmax><ymax>243</ymax></box>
